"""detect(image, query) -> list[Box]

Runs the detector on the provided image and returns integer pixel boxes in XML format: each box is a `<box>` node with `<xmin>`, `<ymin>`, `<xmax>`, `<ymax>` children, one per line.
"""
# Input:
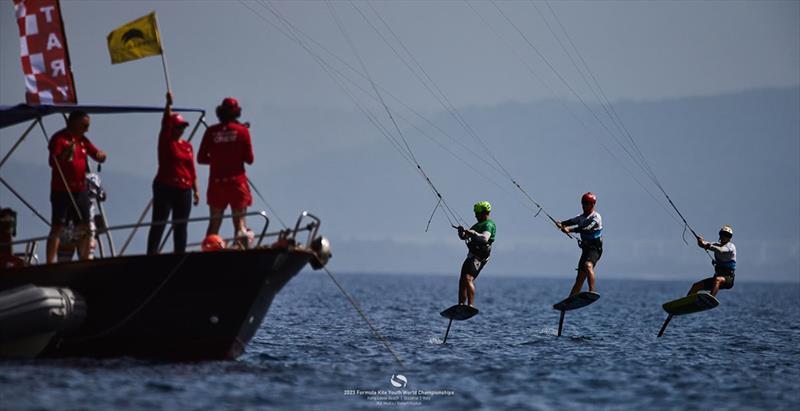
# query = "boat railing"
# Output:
<box><xmin>3</xmin><ymin>210</ymin><xmax>322</xmax><ymax>265</ymax></box>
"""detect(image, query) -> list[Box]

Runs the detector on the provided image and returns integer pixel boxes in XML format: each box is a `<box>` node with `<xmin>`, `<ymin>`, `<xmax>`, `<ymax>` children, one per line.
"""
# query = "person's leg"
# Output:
<box><xmin>74</xmin><ymin>192</ymin><xmax>93</xmax><ymax>260</ymax></box>
<box><xmin>171</xmin><ymin>188</ymin><xmax>192</xmax><ymax>253</ymax></box>
<box><xmin>77</xmin><ymin>223</ymin><xmax>92</xmax><ymax>260</ymax></box>
<box><xmin>230</xmin><ymin>180</ymin><xmax>252</xmax><ymax>244</ymax></box>
<box><xmin>465</xmin><ymin>274</ymin><xmax>476</xmax><ymax>306</ymax></box>
<box><xmin>47</xmin><ymin>192</ymin><xmax>69</xmax><ymax>264</ymax></box>
<box><xmin>458</xmin><ymin>258</ymin><xmax>469</xmax><ymax>304</ymax></box>
<box><xmin>458</xmin><ymin>275</ymin><xmax>467</xmax><ymax>305</ymax></box>
<box><xmin>687</xmin><ymin>282</ymin><xmax>703</xmax><ymax>295</ymax></box>
<box><xmin>570</xmin><ymin>268</ymin><xmax>588</xmax><ymax>296</ymax></box>
<box><xmin>687</xmin><ymin>277</ymin><xmax>712</xmax><ymax>295</ymax></box>
<box><xmin>46</xmin><ymin>224</ymin><xmax>64</xmax><ymax>263</ymax></box>
<box><xmin>232</xmin><ymin>207</ymin><xmax>247</xmax><ymax>233</ymax></box>
<box><xmin>207</xmin><ymin>207</ymin><xmax>224</xmax><ymax>236</ymax></box>
<box><xmin>206</xmin><ymin>181</ymin><xmax>225</xmax><ymax>236</ymax></box>
<box><xmin>147</xmin><ymin>183</ymin><xmax>172</xmax><ymax>254</ymax></box>
<box><xmin>710</xmin><ymin>276</ymin><xmax>725</xmax><ymax>296</ymax></box>
<box><xmin>585</xmin><ymin>261</ymin><xmax>596</xmax><ymax>292</ymax></box>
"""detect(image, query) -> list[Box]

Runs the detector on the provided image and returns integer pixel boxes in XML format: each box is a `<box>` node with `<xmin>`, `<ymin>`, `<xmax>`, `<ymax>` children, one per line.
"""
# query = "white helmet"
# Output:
<box><xmin>719</xmin><ymin>225</ymin><xmax>733</xmax><ymax>237</ymax></box>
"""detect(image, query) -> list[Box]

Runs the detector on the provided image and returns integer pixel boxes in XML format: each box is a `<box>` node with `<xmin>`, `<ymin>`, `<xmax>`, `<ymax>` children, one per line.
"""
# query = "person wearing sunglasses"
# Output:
<box><xmin>687</xmin><ymin>225</ymin><xmax>737</xmax><ymax>296</ymax></box>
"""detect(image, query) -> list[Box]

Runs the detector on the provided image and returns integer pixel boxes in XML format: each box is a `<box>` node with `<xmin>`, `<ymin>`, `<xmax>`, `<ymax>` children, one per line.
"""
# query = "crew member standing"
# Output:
<box><xmin>556</xmin><ymin>192</ymin><xmax>602</xmax><ymax>297</ymax></box>
<box><xmin>197</xmin><ymin>97</ymin><xmax>254</xmax><ymax>245</ymax></box>
<box><xmin>46</xmin><ymin>111</ymin><xmax>107</xmax><ymax>263</ymax></box>
<box><xmin>147</xmin><ymin>92</ymin><xmax>200</xmax><ymax>254</ymax></box>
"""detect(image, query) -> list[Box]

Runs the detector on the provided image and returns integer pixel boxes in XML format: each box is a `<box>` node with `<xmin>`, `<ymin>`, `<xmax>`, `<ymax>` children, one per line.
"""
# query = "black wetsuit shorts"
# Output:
<box><xmin>578</xmin><ymin>238</ymin><xmax>602</xmax><ymax>268</ymax></box>
<box><xmin>461</xmin><ymin>255</ymin><xmax>488</xmax><ymax>279</ymax></box>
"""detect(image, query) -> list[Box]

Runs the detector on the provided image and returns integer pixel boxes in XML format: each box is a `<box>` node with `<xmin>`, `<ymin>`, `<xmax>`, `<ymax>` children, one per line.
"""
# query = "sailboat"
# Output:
<box><xmin>0</xmin><ymin>104</ymin><xmax>332</xmax><ymax>360</ymax></box>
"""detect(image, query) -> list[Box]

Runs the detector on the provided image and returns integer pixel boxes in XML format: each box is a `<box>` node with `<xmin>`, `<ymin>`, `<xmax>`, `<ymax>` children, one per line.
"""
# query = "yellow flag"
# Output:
<box><xmin>107</xmin><ymin>12</ymin><xmax>162</xmax><ymax>64</ymax></box>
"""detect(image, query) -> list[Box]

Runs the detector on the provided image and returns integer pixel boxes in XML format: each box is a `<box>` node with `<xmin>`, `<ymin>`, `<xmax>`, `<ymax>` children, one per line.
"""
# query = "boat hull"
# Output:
<box><xmin>0</xmin><ymin>248</ymin><xmax>312</xmax><ymax>360</ymax></box>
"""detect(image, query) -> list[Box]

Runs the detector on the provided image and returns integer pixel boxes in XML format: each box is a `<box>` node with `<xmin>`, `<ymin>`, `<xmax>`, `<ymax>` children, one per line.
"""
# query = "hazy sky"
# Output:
<box><xmin>1</xmin><ymin>1</ymin><xmax>798</xmax><ymax>280</ymax></box>
<box><xmin>2</xmin><ymin>1</ymin><xmax>798</xmax><ymax>109</ymax></box>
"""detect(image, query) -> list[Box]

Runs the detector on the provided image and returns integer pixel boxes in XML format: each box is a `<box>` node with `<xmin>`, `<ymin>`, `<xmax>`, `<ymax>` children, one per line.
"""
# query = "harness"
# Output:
<box><xmin>467</xmin><ymin>240</ymin><xmax>492</xmax><ymax>260</ymax></box>
<box><xmin>713</xmin><ymin>260</ymin><xmax>736</xmax><ymax>277</ymax></box>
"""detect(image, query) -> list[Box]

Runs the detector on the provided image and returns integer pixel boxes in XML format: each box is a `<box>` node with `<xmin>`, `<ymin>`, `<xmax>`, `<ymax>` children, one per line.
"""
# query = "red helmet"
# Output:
<box><xmin>201</xmin><ymin>234</ymin><xmax>226</xmax><ymax>251</ymax></box>
<box><xmin>581</xmin><ymin>192</ymin><xmax>597</xmax><ymax>205</ymax></box>
<box><xmin>170</xmin><ymin>113</ymin><xmax>189</xmax><ymax>128</ymax></box>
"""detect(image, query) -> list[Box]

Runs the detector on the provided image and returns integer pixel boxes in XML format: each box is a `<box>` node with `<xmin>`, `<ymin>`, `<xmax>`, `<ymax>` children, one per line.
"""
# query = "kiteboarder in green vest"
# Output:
<box><xmin>455</xmin><ymin>201</ymin><xmax>496</xmax><ymax>307</ymax></box>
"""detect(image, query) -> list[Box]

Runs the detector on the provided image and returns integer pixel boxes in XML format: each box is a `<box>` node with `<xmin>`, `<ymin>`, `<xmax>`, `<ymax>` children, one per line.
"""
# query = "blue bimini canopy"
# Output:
<box><xmin>0</xmin><ymin>104</ymin><xmax>205</xmax><ymax>130</ymax></box>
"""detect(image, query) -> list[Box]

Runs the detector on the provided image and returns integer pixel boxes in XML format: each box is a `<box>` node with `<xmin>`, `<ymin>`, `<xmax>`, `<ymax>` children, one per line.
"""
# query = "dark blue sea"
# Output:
<box><xmin>1</xmin><ymin>273</ymin><xmax>798</xmax><ymax>410</ymax></box>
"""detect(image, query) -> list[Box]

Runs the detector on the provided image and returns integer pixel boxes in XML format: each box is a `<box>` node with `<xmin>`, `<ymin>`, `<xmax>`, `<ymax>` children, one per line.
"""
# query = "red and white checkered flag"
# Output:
<box><xmin>13</xmin><ymin>0</ymin><xmax>77</xmax><ymax>105</ymax></box>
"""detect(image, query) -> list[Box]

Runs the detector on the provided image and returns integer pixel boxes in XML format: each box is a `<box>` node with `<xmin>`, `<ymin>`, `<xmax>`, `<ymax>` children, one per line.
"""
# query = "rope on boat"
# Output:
<box><xmin>322</xmin><ymin>265</ymin><xmax>405</xmax><ymax>367</ymax></box>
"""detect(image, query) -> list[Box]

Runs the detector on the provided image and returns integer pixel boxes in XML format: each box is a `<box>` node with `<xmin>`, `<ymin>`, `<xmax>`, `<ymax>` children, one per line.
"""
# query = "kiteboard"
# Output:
<box><xmin>553</xmin><ymin>291</ymin><xmax>600</xmax><ymax>311</ymax></box>
<box><xmin>440</xmin><ymin>304</ymin><xmax>479</xmax><ymax>321</ymax></box>
<box><xmin>662</xmin><ymin>291</ymin><xmax>719</xmax><ymax>315</ymax></box>
<box><xmin>552</xmin><ymin>291</ymin><xmax>600</xmax><ymax>337</ymax></box>
<box><xmin>439</xmin><ymin>304</ymin><xmax>479</xmax><ymax>343</ymax></box>
<box><xmin>657</xmin><ymin>291</ymin><xmax>720</xmax><ymax>337</ymax></box>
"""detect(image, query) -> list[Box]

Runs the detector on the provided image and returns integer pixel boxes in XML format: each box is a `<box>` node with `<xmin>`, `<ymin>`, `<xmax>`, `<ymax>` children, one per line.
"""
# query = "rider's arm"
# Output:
<box><xmin>707</xmin><ymin>242</ymin><xmax>733</xmax><ymax>255</ymax></box>
<box><xmin>560</xmin><ymin>216</ymin><xmax>579</xmax><ymax>228</ymax></box>
<box><xmin>574</xmin><ymin>218</ymin><xmax>598</xmax><ymax>234</ymax></box>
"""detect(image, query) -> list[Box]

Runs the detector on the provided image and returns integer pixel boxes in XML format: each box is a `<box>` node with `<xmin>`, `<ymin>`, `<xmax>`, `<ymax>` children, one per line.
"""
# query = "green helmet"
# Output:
<box><xmin>474</xmin><ymin>201</ymin><xmax>492</xmax><ymax>214</ymax></box>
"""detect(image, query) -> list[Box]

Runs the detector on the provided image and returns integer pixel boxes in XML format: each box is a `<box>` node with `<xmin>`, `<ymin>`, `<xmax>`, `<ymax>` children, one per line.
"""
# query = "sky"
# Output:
<box><xmin>1</xmin><ymin>1</ymin><xmax>798</xmax><ymax>281</ymax></box>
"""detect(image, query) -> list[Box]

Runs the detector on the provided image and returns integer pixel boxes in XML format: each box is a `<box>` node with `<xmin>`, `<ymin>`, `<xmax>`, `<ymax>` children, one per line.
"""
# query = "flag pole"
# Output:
<box><xmin>160</xmin><ymin>55</ymin><xmax>171</xmax><ymax>93</ymax></box>
<box><xmin>154</xmin><ymin>12</ymin><xmax>171</xmax><ymax>92</ymax></box>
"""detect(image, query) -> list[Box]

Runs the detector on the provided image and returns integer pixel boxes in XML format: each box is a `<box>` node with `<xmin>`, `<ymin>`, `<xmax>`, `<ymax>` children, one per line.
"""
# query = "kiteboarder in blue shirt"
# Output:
<box><xmin>555</xmin><ymin>192</ymin><xmax>602</xmax><ymax>297</ymax></box>
<box><xmin>687</xmin><ymin>225</ymin><xmax>737</xmax><ymax>296</ymax></box>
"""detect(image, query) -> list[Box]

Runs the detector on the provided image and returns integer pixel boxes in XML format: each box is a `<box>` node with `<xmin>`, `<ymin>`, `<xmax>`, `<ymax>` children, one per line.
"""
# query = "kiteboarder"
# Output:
<box><xmin>46</xmin><ymin>111</ymin><xmax>107</xmax><ymax>263</ymax></box>
<box><xmin>455</xmin><ymin>201</ymin><xmax>496</xmax><ymax>307</ymax></box>
<box><xmin>197</xmin><ymin>97</ymin><xmax>254</xmax><ymax>247</ymax></box>
<box><xmin>686</xmin><ymin>225</ymin><xmax>737</xmax><ymax>296</ymax></box>
<box><xmin>147</xmin><ymin>91</ymin><xmax>200</xmax><ymax>254</ymax></box>
<box><xmin>555</xmin><ymin>192</ymin><xmax>602</xmax><ymax>297</ymax></box>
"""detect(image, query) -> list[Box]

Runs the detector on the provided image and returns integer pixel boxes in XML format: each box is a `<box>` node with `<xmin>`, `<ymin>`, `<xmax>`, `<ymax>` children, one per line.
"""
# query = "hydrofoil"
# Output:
<box><xmin>439</xmin><ymin>304</ymin><xmax>479</xmax><ymax>343</ymax></box>
<box><xmin>552</xmin><ymin>291</ymin><xmax>600</xmax><ymax>336</ymax></box>
<box><xmin>657</xmin><ymin>291</ymin><xmax>719</xmax><ymax>337</ymax></box>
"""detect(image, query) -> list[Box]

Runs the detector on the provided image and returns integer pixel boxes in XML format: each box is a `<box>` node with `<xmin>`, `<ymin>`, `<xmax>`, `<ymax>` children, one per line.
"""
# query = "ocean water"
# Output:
<box><xmin>1</xmin><ymin>273</ymin><xmax>798</xmax><ymax>411</ymax></box>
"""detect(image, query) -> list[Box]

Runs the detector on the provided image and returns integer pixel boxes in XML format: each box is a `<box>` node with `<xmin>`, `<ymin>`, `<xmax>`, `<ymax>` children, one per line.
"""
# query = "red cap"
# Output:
<box><xmin>221</xmin><ymin>97</ymin><xmax>239</xmax><ymax>109</ymax></box>
<box><xmin>217</xmin><ymin>97</ymin><xmax>241</xmax><ymax>117</ymax></box>
<box><xmin>170</xmin><ymin>113</ymin><xmax>189</xmax><ymax>128</ymax></box>
<box><xmin>581</xmin><ymin>192</ymin><xmax>597</xmax><ymax>205</ymax></box>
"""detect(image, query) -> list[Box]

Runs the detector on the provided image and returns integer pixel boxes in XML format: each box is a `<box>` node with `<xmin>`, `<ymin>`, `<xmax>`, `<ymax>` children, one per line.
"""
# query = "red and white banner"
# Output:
<box><xmin>13</xmin><ymin>0</ymin><xmax>77</xmax><ymax>105</ymax></box>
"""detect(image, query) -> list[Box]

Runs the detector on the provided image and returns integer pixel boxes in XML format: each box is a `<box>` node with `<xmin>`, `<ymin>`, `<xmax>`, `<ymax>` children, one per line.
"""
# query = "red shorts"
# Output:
<box><xmin>207</xmin><ymin>177</ymin><xmax>252</xmax><ymax>210</ymax></box>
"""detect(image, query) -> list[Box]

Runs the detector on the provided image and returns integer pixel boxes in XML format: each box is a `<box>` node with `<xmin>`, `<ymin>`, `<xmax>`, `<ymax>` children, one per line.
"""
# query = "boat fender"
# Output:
<box><xmin>309</xmin><ymin>236</ymin><xmax>332</xmax><ymax>270</ymax></box>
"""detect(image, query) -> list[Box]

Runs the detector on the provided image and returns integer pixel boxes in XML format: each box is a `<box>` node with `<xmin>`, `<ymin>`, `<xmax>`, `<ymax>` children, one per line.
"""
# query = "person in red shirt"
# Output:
<box><xmin>146</xmin><ymin>92</ymin><xmax>200</xmax><ymax>254</ymax></box>
<box><xmin>197</xmin><ymin>97</ymin><xmax>254</xmax><ymax>242</ymax></box>
<box><xmin>46</xmin><ymin>111</ymin><xmax>107</xmax><ymax>263</ymax></box>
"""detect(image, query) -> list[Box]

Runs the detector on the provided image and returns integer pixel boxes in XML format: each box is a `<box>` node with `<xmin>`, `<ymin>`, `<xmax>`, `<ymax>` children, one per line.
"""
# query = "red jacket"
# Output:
<box><xmin>49</xmin><ymin>129</ymin><xmax>100</xmax><ymax>193</ymax></box>
<box><xmin>154</xmin><ymin>115</ymin><xmax>197</xmax><ymax>190</ymax></box>
<box><xmin>197</xmin><ymin>122</ymin><xmax>253</xmax><ymax>182</ymax></box>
